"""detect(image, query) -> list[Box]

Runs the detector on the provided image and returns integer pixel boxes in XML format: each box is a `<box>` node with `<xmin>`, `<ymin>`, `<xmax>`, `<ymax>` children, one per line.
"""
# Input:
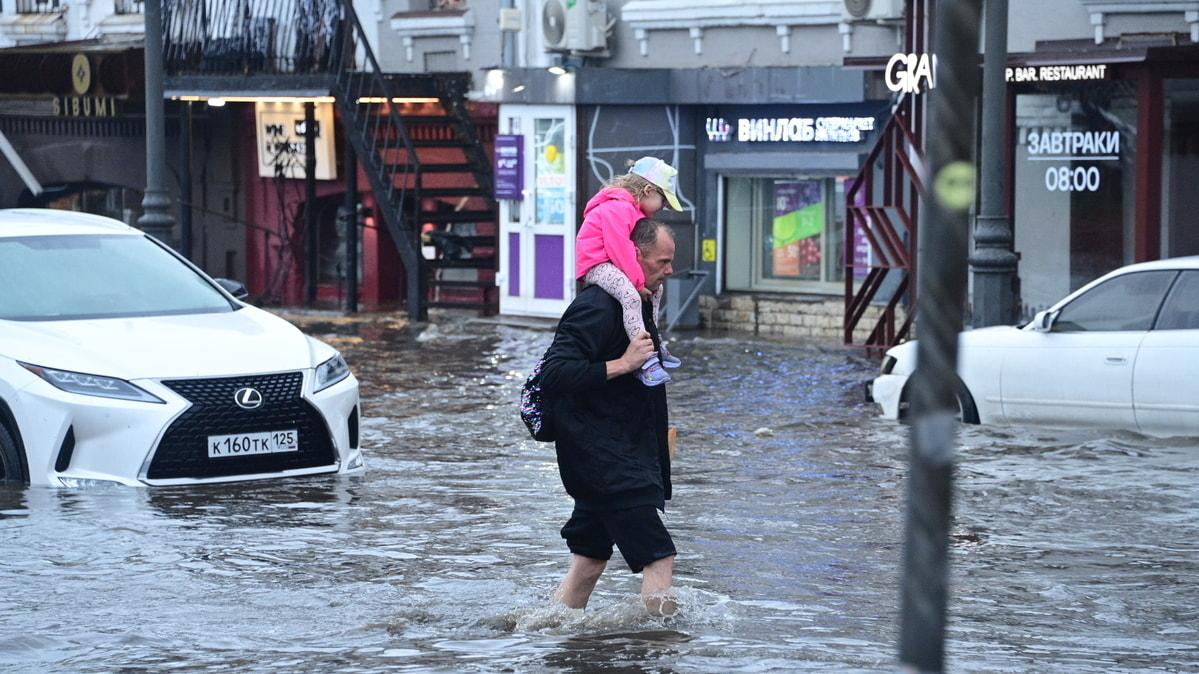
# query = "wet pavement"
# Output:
<box><xmin>1</xmin><ymin>309</ymin><xmax>1197</xmax><ymax>672</ymax></box>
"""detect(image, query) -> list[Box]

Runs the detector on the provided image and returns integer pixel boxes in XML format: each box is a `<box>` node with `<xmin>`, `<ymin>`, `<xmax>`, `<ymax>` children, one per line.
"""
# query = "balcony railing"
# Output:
<box><xmin>164</xmin><ymin>0</ymin><xmax>346</xmax><ymax>75</ymax></box>
<box><xmin>116</xmin><ymin>0</ymin><xmax>145</xmax><ymax>15</ymax></box>
<box><xmin>15</xmin><ymin>0</ymin><xmax>63</xmax><ymax>13</ymax></box>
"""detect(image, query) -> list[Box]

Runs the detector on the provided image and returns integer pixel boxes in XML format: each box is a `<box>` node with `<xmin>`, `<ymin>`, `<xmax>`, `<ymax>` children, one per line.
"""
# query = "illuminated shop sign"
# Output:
<box><xmin>53</xmin><ymin>53</ymin><xmax>122</xmax><ymax>118</ymax></box>
<box><xmin>1027</xmin><ymin>130</ymin><xmax>1120</xmax><ymax>193</ymax></box>
<box><xmin>255</xmin><ymin>102</ymin><xmax>337</xmax><ymax>180</ymax></box>
<box><xmin>1006</xmin><ymin>64</ymin><xmax>1108</xmax><ymax>83</ymax></box>
<box><xmin>706</xmin><ymin>116</ymin><xmax>875</xmax><ymax>143</ymax></box>
<box><xmin>885</xmin><ymin>53</ymin><xmax>936</xmax><ymax>93</ymax></box>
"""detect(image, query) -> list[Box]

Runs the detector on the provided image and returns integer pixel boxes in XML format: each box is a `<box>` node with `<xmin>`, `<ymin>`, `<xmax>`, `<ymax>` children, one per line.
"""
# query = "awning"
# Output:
<box><xmin>1007</xmin><ymin>36</ymin><xmax>1199</xmax><ymax>67</ymax></box>
<box><xmin>844</xmin><ymin>35</ymin><xmax>1199</xmax><ymax>71</ymax></box>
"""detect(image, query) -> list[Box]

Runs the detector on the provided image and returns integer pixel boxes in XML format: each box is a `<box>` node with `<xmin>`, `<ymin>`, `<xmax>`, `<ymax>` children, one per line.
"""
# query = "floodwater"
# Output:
<box><xmin>2</xmin><ymin>312</ymin><xmax>1197</xmax><ymax>673</ymax></box>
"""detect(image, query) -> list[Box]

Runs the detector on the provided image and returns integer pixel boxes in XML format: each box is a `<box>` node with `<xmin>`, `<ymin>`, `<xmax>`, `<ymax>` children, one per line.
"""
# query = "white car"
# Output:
<box><xmin>867</xmin><ymin>256</ymin><xmax>1199</xmax><ymax>438</ymax></box>
<box><xmin>0</xmin><ymin>208</ymin><xmax>365</xmax><ymax>487</ymax></box>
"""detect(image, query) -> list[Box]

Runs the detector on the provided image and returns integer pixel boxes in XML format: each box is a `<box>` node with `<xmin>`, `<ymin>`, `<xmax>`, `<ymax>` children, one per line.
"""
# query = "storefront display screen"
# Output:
<box><xmin>724</xmin><ymin>177</ymin><xmax>844</xmax><ymax>293</ymax></box>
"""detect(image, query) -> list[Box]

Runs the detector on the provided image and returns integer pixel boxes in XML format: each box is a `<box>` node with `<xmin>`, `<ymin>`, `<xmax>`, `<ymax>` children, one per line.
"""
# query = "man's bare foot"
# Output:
<box><xmin>644</xmin><ymin>593</ymin><xmax>679</xmax><ymax>618</ymax></box>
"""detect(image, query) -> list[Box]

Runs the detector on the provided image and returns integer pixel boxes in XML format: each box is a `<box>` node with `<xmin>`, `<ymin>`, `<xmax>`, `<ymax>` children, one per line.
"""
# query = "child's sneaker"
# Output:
<box><xmin>639</xmin><ymin>355</ymin><xmax>672</xmax><ymax>386</ymax></box>
<box><xmin>660</xmin><ymin>343</ymin><xmax>682</xmax><ymax>368</ymax></box>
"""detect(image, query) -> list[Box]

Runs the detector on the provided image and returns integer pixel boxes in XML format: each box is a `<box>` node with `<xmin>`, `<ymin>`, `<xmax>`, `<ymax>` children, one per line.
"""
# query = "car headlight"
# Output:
<box><xmin>19</xmin><ymin>362</ymin><xmax>165</xmax><ymax>403</ymax></box>
<box><xmin>314</xmin><ymin>353</ymin><xmax>351</xmax><ymax>393</ymax></box>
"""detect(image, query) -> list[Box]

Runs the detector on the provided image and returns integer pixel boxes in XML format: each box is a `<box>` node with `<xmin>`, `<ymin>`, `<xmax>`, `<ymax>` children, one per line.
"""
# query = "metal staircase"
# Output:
<box><xmin>842</xmin><ymin>91</ymin><xmax>925</xmax><ymax>356</ymax></box>
<box><xmin>329</xmin><ymin>8</ymin><xmax>497</xmax><ymax>319</ymax></box>
<box><xmin>842</xmin><ymin>0</ymin><xmax>930</xmax><ymax>356</ymax></box>
<box><xmin>162</xmin><ymin>0</ymin><xmax>498</xmax><ymax>319</ymax></box>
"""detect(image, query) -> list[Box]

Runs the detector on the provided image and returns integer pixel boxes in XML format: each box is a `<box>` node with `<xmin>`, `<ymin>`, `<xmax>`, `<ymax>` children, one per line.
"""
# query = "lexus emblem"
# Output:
<box><xmin>234</xmin><ymin>387</ymin><xmax>264</xmax><ymax>410</ymax></box>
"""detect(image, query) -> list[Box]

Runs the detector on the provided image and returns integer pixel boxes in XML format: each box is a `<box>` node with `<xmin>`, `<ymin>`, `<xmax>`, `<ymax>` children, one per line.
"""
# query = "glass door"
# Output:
<box><xmin>498</xmin><ymin>105</ymin><xmax>576</xmax><ymax>318</ymax></box>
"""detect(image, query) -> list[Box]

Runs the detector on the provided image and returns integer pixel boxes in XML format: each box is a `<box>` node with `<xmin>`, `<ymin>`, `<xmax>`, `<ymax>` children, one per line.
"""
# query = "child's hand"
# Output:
<box><xmin>638</xmin><ymin>288</ymin><xmax>653</xmax><ymax>301</ymax></box>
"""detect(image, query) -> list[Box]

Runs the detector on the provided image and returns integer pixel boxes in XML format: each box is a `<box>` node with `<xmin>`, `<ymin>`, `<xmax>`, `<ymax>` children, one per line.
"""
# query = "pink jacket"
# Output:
<box><xmin>575</xmin><ymin>187</ymin><xmax>646</xmax><ymax>290</ymax></box>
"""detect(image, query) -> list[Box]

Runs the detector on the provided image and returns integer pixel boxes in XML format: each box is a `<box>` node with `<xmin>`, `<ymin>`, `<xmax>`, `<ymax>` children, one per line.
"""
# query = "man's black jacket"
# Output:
<box><xmin>539</xmin><ymin>285</ymin><xmax>671</xmax><ymax>511</ymax></box>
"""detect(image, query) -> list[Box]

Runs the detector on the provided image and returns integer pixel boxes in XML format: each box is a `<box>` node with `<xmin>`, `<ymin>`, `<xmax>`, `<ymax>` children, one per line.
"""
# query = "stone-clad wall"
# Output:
<box><xmin>699</xmin><ymin>294</ymin><xmax>909</xmax><ymax>344</ymax></box>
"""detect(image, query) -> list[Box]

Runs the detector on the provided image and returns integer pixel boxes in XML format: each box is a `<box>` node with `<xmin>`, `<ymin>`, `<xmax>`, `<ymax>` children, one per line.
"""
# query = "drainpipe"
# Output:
<box><xmin>502</xmin><ymin>0</ymin><xmax>516</xmax><ymax>68</ymax></box>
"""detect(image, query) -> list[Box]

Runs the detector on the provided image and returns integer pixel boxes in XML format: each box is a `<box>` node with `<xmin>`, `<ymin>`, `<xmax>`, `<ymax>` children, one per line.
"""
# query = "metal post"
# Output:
<box><xmin>899</xmin><ymin>0</ymin><xmax>982</xmax><ymax>672</ymax></box>
<box><xmin>969</xmin><ymin>0</ymin><xmax>1018</xmax><ymax>327</ymax></box>
<box><xmin>304</xmin><ymin>101</ymin><xmax>318</xmax><ymax>306</ymax></box>
<box><xmin>139</xmin><ymin>0</ymin><xmax>176</xmax><ymax>245</ymax></box>
<box><xmin>344</xmin><ymin>142</ymin><xmax>359</xmax><ymax>313</ymax></box>
<box><xmin>180</xmin><ymin>101</ymin><xmax>193</xmax><ymax>260</ymax></box>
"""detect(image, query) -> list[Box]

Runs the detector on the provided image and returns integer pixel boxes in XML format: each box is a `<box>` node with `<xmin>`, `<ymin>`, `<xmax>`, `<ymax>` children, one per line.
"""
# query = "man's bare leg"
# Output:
<box><xmin>554</xmin><ymin>554</ymin><xmax>607</xmax><ymax>609</ymax></box>
<box><xmin>641</xmin><ymin>554</ymin><xmax>677</xmax><ymax>616</ymax></box>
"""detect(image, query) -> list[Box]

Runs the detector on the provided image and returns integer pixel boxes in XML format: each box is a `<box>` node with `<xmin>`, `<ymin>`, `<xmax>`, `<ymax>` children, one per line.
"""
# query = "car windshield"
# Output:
<box><xmin>0</xmin><ymin>234</ymin><xmax>236</xmax><ymax>321</ymax></box>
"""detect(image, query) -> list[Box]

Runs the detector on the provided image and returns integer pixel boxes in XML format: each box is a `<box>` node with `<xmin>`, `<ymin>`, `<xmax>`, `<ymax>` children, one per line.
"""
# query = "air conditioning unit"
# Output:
<box><xmin>841</xmin><ymin>0</ymin><xmax>905</xmax><ymax>22</ymax></box>
<box><xmin>542</xmin><ymin>0</ymin><xmax>608</xmax><ymax>53</ymax></box>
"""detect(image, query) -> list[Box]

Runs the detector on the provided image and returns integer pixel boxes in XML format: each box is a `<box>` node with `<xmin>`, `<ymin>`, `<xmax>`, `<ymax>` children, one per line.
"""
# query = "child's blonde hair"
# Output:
<box><xmin>605</xmin><ymin>160</ymin><xmax>654</xmax><ymax>196</ymax></box>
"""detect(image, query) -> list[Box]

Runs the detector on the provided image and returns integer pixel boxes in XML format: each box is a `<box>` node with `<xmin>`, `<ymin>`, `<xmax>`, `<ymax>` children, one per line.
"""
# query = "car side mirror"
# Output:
<box><xmin>215</xmin><ymin>278</ymin><xmax>249</xmax><ymax>300</ymax></box>
<box><xmin>1029</xmin><ymin>309</ymin><xmax>1057</xmax><ymax>332</ymax></box>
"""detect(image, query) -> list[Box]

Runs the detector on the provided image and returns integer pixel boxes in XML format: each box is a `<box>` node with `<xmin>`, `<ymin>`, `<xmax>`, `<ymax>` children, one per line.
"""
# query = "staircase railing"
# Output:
<box><xmin>327</xmin><ymin>3</ymin><xmax>428</xmax><ymax>319</ymax></box>
<box><xmin>842</xmin><ymin>0</ymin><xmax>931</xmax><ymax>357</ymax></box>
<box><xmin>843</xmin><ymin>92</ymin><xmax>925</xmax><ymax>356</ymax></box>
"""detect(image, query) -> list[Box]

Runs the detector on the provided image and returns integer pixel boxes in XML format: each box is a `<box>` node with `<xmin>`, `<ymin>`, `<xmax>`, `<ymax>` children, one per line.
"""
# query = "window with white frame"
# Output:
<box><xmin>723</xmin><ymin>175</ymin><xmax>846</xmax><ymax>293</ymax></box>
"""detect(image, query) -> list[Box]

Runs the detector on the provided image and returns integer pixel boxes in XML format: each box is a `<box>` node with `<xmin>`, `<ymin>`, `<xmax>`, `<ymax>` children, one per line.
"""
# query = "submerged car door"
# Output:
<box><xmin>1132</xmin><ymin>270</ymin><xmax>1199</xmax><ymax>437</ymax></box>
<box><xmin>1000</xmin><ymin>271</ymin><xmax>1175</xmax><ymax>430</ymax></box>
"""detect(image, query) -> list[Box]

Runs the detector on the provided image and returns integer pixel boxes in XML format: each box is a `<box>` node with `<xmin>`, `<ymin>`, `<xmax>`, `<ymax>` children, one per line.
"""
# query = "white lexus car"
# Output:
<box><xmin>0</xmin><ymin>209</ymin><xmax>364</xmax><ymax>487</ymax></box>
<box><xmin>867</xmin><ymin>256</ymin><xmax>1199</xmax><ymax>438</ymax></box>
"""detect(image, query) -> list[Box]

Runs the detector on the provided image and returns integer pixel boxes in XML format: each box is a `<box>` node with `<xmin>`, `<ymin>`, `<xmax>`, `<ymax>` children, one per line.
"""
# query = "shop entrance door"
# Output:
<box><xmin>497</xmin><ymin>105</ymin><xmax>576</xmax><ymax>318</ymax></box>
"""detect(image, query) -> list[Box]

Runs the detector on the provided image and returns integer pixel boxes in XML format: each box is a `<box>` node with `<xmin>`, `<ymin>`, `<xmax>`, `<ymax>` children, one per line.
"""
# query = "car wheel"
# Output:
<box><xmin>954</xmin><ymin>379</ymin><xmax>980</xmax><ymax>425</ymax></box>
<box><xmin>0</xmin><ymin>422</ymin><xmax>28</xmax><ymax>484</ymax></box>
<box><xmin>898</xmin><ymin>377</ymin><xmax>980</xmax><ymax>425</ymax></box>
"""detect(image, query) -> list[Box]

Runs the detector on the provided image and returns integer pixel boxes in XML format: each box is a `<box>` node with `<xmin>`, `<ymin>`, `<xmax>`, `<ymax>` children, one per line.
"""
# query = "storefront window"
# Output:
<box><xmin>724</xmin><ymin>176</ymin><xmax>844</xmax><ymax>293</ymax></box>
<box><xmin>37</xmin><ymin>183</ymin><xmax>144</xmax><ymax>225</ymax></box>
<box><xmin>533</xmin><ymin>118</ymin><xmax>567</xmax><ymax>227</ymax></box>
<box><xmin>1013</xmin><ymin>81</ymin><xmax>1137</xmax><ymax>314</ymax></box>
<box><xmin>1163</xmin><ymin>78</ymin><xmax>1199</xmax><ymax>258</ymax></box>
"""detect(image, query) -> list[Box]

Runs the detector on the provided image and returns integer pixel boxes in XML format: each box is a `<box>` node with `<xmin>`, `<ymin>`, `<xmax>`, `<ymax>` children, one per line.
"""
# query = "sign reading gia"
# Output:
<box><xmin>707</xmin><ymin>116</ymin><xmax>875</xmax><ymax>143</ymax></box>
<box><xmin>886</xmin><ymin>53</ymin><xmax>936</xmax><ymax>93</ymax></box>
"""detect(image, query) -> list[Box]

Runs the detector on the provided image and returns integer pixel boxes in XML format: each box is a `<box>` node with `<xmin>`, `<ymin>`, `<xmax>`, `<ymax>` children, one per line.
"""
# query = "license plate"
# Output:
<box><xmin>207</xmin><ymin>429</ymin><xmax>299</xmax><ymax>458</ymax></box>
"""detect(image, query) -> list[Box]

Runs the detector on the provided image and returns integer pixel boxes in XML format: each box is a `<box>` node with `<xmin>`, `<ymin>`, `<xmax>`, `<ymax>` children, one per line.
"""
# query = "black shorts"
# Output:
<box><xmin>560</xmin><ymin>505</ymin><xmax>676</xmax><ymax>573</ymax></box>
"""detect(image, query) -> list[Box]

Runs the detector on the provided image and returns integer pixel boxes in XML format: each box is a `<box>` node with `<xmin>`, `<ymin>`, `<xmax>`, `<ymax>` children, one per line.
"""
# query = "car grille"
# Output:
<box><xmin>148</xmin><ymin>372</ymin><xmax>335</xmax><ymax>480</ymax></box>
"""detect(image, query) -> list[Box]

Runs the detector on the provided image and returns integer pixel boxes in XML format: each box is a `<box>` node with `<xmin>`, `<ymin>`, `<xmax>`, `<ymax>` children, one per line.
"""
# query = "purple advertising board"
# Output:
<box><xmin>494</xmin><ymin>134</ymin><xmax>523</xmax><ymax>200</ymax></box>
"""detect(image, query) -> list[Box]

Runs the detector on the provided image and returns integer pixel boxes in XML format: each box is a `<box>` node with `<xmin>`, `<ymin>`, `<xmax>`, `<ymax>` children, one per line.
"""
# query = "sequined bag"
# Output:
<box><xmin>519</xmin><ymin>354</ymin><xmax>555</xmax><ymax>442</ymax></box>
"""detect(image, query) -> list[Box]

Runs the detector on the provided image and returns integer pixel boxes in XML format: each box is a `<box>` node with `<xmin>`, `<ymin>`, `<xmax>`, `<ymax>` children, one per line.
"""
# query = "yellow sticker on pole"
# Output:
<box><xmin>934</xmin><ymin>161</ymin><xmax>976</xmax><ymax>212</ymax></box>
<box><xmin>702</xmin><ymin>239</ymin><xmax>717</xmax><ymax>262</ymax></box>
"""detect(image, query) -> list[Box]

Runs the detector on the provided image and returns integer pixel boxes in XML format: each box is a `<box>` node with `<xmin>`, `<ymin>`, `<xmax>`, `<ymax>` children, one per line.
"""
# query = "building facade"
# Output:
<box><xmin>2</xmin><ymin>0</ymin><xmax>1197</xmax><ymax>342</ymax></box>
<box><xmin>381</xmin><ymin>0</ymin><xmax>1199</xmax><ymax>341</ymax></box>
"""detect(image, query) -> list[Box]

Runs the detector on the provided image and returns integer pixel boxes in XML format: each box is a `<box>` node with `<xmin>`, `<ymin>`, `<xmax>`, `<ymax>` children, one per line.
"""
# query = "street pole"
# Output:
<box><xmin>344</xmin><ymin>142</ymin><xmax>359</xmax><ymax>313</ymax></box>
<box><xmin>899</xmin><ymin>0</ymin><xmax>982</xmax><ymax>671</ymax></box>
<box><xmin>180</xmin><ymin>100</ymin><xmax>193</xmax><ymax>260</ymax></box>
<box><xmin>304</xmin><ymin>101</ymin><xmax>318</xmax><ymax>306</ymax></box>
<box><xmin>969</xmin><ymin>0</ymin><xmax>1018</xmax><ymax>327</ymax></box>
<box><xmin>139</xmin><ymin>0</ymin><xmax>176</xmax><ymax>245</ymax></box>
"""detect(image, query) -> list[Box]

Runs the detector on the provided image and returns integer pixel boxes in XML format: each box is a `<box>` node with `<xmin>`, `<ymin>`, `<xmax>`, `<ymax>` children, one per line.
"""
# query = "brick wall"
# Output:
<box><xmin>699</xmin><ymin>294</ymin><xmax>909</xmax><ymax>345</ymax></box>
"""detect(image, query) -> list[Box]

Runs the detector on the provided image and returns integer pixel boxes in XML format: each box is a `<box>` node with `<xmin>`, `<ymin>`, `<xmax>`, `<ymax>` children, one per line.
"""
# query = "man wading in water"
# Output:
<box><xmin>538</xmin><ymin>217</ymin><xmax>678</xmax><ymax>616</ymax></box>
